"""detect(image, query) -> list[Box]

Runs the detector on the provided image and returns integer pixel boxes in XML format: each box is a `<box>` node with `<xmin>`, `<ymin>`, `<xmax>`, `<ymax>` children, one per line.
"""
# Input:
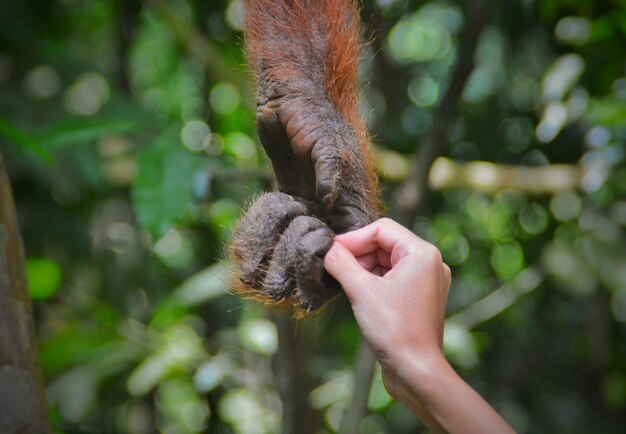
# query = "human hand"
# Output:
<box><xmin>324</xmin><ymin>218</ymin><xmax>451</xmax><ymax>398</ymax></box>
<box><xmin>326</xmin><ymin>218</ymin><xmax>515</xmax><ymax>433</ymax></box>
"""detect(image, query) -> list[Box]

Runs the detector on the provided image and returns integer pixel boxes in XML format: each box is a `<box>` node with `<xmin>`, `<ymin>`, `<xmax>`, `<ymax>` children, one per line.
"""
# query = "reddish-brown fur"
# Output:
<box><xmin>244</xmin><ymin>0</ymin><xmax>379</xmax><ymax>211</ymax></box>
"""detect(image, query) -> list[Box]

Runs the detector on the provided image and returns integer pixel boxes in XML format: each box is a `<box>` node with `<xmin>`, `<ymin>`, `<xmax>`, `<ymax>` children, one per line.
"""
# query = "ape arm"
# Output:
<box><xmin>231</xmin><ymin>0</ymin><xmax>380</xmax><ymax>311</ymax></box>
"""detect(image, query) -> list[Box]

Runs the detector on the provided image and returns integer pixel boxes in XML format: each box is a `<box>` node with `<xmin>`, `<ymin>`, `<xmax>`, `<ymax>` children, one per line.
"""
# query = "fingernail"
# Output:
<box><xmin>322</xmin><ymin>190</ymin><xmax>339</xmax><ymax>210</ymax></box>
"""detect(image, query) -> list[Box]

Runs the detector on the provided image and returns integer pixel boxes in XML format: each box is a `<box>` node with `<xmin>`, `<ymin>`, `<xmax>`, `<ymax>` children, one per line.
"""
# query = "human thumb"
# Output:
<box><xmin>324</xmin><ymin>241</ymin><xmax>372</xmax><ymax>302</ymax></box>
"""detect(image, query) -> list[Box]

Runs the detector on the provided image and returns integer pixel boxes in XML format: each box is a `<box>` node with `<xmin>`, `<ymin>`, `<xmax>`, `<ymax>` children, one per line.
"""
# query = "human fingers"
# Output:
<box><xmin>371</xmin><ymin>266</ymin><xmax>390</xmax><ymax>277</ymax></box>
<box><xmin>334</xmin><ymin>218</ymin><xmax>431</xmax><ymax>259</ymax></box>
<box><xmin>426</xmin><ymin>262</ymin><xmax>452</xmax><ymax>325</ymax></box>
<box><xmin>382</xmin><ymin>241</ymin><xmax>445</xmax><ymax>287</ymax></box>
<box><xmin>354</xmin><ymin>250</ymin><xmax>392</xmax><ymax>272</ymax></box>
<box><xmin>441</xmin><ymin>262</ymin><xmax>452</xmax><ymax>293</ymax></box>
<box><xmin>355</xmin><ymin>251</ymin><xmax>378</xmax><ymax>271</ymax></box>
<box><xmin>324</xmin><ymin>242</ymin><xmax>376</xmax><ymax>303</ymax></box>
<box><xmin>377</xmin><ymin>249</ymin><xmax>392</xmax><ymax>269</ymax></box>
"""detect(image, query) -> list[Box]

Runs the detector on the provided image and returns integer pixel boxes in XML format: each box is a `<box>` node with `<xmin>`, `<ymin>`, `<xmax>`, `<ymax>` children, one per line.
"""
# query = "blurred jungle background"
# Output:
<box><xmin>1</xmin><ymin>0</ymin><xmax>626</xmax><ymax>433</ymax></box>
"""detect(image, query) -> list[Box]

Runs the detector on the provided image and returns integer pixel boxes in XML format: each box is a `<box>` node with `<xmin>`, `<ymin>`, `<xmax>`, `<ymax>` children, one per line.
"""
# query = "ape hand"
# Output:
<box><xmin>231</xmin><ymin>193</ymin><xmax>341</xmax><ymax>311</ymax></box>
<box><xmin>256</xmin><ymin>94</ymin><xmax>377</xmax><ymax>233</ymax></box>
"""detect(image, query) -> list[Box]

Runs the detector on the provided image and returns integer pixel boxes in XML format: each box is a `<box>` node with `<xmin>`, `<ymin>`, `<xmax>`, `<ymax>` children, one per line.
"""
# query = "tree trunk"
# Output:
<box><xmin>0</xmin><ymin>152</ymin><xmax>51</xmax><ymax>434</ymax></box>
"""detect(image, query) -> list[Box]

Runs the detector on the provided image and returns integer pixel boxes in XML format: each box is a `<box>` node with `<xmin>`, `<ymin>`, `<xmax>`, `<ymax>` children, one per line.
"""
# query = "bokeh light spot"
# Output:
<box><xmin>181</xmin><ymin>120</ymin><xmax>211</xmax><ymax>152</ymax></box>
<box><xmin>64</xmin><ymin>72</ymin><xmax>110</xmax><ymax>116</ymax></box>
<box><xmin>225</xmin><ymin>0</ymin><xmax>244</xmax><ymax>31</ymax></box>
<box><xmin>224</xmin><ymin>132</ymin><xmax>257</xmax><ymax>165</ymax></box>
<box><xmin>542</xmin><ymin>54</ymin><xmax>584</xmax><ymax>103</ymax></box>
<box><xmin>555</xmin><ymin>17</ymin><xmax>591</xmax><ymax>46</ymax></box>
<box><xmin>408</xmin><ymin>74</ymin><xmax>439</xmax><ymax>107</ymax></box>
<box><xmin>209</xmin><ymin>82</ymin><xmax>240</xmax><ymax>114</ymax></box>
<box><xmin>24</xmin><ymin>65</ymin><xmax>61</xmax><ymax>99</ymax></box>
<box><xmin>238</xmin><ymin>318</ymin><xmax>278</xmax><ymax>356</ymax></box>
<box><xmin>519</xmin><ymin>203</ymin><xmax>549</xmax><ymax>235</ymax></box>
<box><xmin>550</xmin><ymin>191</ymin><xmax>583</xmax><ymax>221</ymax></box>
<box><xmin>26</xmin><ymin>258</ymin><xmax>62</xmax><ymax>300</ymax></box>
<box><xmin>491</xmin><ymin>242</ymin><xmax>524</xmax><ymax>280</ymax></box>
<box><xmin>440</xmin><ymin>234</ymin><xmax>470</xmax><ymax>265</ymax></box>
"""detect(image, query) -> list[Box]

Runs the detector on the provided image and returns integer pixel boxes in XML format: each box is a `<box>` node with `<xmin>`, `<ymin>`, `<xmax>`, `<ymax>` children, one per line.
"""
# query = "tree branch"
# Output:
<box><xmin>429</xmin><ymin>157</ymin><xmax>585</xmax><ymax>194</ymax></box>
<box><xmin>271</xmin><ymin>312</ymin><xmax>322</xmax><ymax>434</ymax></box>
<box><xmin>447</xmin><ymin>266</ymin><xmax>543</xmax><ymax>330</ymax></box>
<box><xmin>338</xmin><ymin>341</ymin><xmax>377</xmax><ymax>434</ymax></box>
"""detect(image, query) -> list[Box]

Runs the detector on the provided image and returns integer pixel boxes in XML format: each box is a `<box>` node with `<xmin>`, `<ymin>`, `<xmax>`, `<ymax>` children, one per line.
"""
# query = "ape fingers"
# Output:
<box><xmin>311</xmin><ymin>140</ymin><xmax>343</xmax><ymax>210</ymax></box>
<box><xmin>264</xmin><ymin>216</ymin><xmax>340</xmax><ymax>310</ymax></box>
<box><xmin>264</xmin><ymin>216</ymin><xmax>326</xmax><ymax>301</ymax></box>
<box><xmin>294</xmin><ymin>226</ymin><xmax>341</xmax><ymax>311</ymax></box>
<box><xmin>231</xmin><ymin>192</ymin><xmax>307</xmax><ymax>289</ymax></box>
<box><xmin>231</xmin><ymin>193</ymin><xmax>340</xmax><ymax>311</ymax></box>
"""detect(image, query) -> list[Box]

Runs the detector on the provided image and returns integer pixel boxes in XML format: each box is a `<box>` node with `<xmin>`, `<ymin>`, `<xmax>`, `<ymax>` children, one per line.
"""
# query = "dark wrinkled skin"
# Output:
<box><xmin>231</xmin><ymin>91</ymin><xmax>376</xmax><ymax>311</ymax></box>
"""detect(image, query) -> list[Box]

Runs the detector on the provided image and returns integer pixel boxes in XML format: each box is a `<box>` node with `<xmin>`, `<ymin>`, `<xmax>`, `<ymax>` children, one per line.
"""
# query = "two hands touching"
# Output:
<box><xmin>325</xmin><ymin>218</ymin><xmax>515</xmax><ymax>434</ymax></box>
<box><xmin>240</xmin><ymin>2</ymin><xmax>514</xmax><ymax>430</ymax></box>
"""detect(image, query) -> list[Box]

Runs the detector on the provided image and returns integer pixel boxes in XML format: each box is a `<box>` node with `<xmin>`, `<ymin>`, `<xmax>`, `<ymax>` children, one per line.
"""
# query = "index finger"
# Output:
<box><xmin>334</xmin><ymin>218</ymin><xmax>432</xmax><ymax>258</ymax></box>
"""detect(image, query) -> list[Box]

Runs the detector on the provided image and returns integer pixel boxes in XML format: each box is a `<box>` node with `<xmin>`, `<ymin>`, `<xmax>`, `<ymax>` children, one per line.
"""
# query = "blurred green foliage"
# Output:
<box><xmin>1</xmin><ymin>0</ymin><xmax>626</xmax><ymax>433</ymax></box>
<box><xmin>27</xmin><ymin>257</ymin><xmax>63</xmax><ymax>300</ymax></box>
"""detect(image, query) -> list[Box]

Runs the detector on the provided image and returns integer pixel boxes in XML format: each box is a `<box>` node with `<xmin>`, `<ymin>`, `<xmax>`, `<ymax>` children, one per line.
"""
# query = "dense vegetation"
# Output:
<box><xmin>1</xmin><ymin>0</ymin><xmax>625</xmax><ymax>432</ymax></box>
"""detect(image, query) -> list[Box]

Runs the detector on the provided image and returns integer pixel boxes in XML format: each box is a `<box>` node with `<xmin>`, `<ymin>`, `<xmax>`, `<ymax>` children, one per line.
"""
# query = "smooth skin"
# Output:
<box><xmin>324</xmin><ymin>218</ymin><xmax>515</xmax><ymax>434</ymax></box>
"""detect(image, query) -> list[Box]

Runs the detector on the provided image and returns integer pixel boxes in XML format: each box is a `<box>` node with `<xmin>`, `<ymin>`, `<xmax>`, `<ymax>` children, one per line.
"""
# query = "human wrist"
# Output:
<box><xmin>382</xmin><ymin>348</ymin><xmax>450</xmax><ymax>407</ymax></box>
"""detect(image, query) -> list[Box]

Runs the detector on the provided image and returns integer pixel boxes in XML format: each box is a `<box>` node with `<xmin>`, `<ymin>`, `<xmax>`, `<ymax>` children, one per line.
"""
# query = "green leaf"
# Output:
<box><xmin>26</xmin><ymin>258</ymin><xmax>62</xmax><ymax>300</ymax></box>
<box><xmin>39</xmin><ymin>326</ymin><xmax>124</xmax><ymax>378</ymax></box>
<box><xmin>587</xmin><ymin>98</ymin><xmax>626</xmax><ymax>127</ymax></box>
<box><xmin>132</xmin><ymin>128</ymin><xmax>206</xmax><ymax>239</ymax></box>
<box><xmin>0</xmin><ymin>117</ymin><xmax>53</xmax><ymax>162</ymax></box>
<box><xmin>37</xmin><ymin>117</ymin><xmax>141</xmax><ymax>149</ymax></box>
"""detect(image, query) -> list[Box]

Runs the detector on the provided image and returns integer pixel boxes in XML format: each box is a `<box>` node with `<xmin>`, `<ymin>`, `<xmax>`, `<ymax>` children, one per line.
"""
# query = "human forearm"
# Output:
<box><xmin>391</xmin><ymin>353</ymin><xmax>515</xmax><ymax>434</ymax></box>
